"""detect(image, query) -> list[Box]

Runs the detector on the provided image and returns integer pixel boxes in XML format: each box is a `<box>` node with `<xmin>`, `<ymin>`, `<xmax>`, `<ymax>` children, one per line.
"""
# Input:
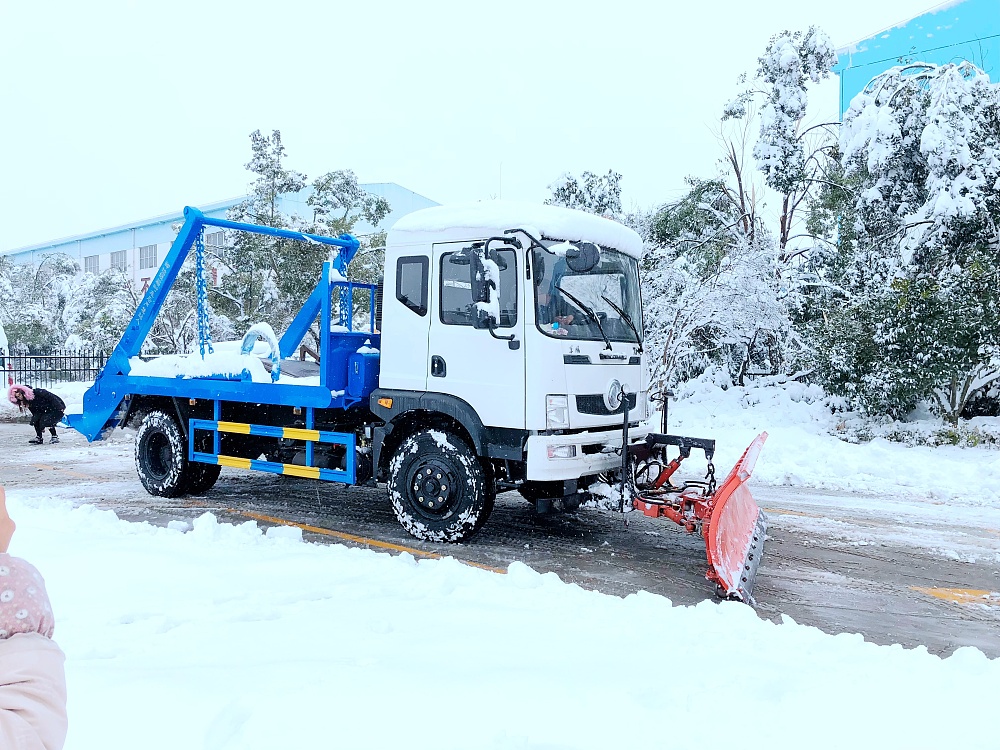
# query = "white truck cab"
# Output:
<box><xmin>370</xmin><ymin>201</ymin><xmax>650</xmax><ymax>539</ymax></box>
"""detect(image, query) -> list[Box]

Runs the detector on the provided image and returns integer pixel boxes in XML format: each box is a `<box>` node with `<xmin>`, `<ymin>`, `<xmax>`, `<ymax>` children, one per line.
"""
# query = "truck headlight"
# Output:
<box><xmin>547</xmin><ymin>444</ymin><xmax>577</xmax><ymax>459</ymax></box>
<box><xmin>546</xmin><ymin>395</ymin><xmax>569</xmax><ymax>429</ymax></box>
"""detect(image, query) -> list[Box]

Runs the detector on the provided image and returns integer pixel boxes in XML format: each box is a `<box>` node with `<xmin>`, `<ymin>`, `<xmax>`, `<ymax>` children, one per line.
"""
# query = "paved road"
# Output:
<box><xmin>2</xmin><ymin>421</ymin><xmax>997</xmax><ymax>657</ymax></box>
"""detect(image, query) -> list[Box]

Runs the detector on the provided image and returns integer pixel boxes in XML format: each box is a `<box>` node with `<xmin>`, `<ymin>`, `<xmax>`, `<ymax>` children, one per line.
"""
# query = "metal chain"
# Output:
<box><xmin>194</xmin><ymin>228</ymin><xmax>214</xmax><ymax>358</ymax></box>
<box><xmin>705</xmin><ymin>462</ymin><xmax>717</xmax><ymax>496</ymax></box>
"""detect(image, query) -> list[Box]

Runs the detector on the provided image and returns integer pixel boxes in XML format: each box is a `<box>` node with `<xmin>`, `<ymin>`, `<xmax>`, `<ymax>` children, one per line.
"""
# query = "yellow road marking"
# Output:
<box><xmin>29</xmin><ymin>463</ymin><xmax>96</xmax><ymax>480</ymax></box>
<box><xmin>216</xmin><ymin>421</ymin><xmax>251</xmax><ymax>434</ymax></box>
<box><xmin>282</xmin><ymin>427</ymin><xmax>321</xmax><ymax>442</ymax></box>
<box><xmin>912</xmin><ymin>587</ymin><xmax>998</xmax><ymax>606</ymax></box>
<box><xmin>234</xmin><ymin>510</ymin><xmax>507</xmax><ymax>574</ymax></box>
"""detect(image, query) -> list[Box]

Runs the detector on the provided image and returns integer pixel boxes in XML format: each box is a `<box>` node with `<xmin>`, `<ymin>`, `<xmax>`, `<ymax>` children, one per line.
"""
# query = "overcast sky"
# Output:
<box><xmin>0</xmin><ymin>0</ymin><xmax>928</xmax><ymax>251</ymax></box>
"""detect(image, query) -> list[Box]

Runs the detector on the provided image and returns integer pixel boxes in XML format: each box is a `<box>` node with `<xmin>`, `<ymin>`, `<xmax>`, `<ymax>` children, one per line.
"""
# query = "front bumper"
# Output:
<box><xmin>525</xmin><ymin>424</ymin><xmax>652</xmax><ymax>481</ymax></box>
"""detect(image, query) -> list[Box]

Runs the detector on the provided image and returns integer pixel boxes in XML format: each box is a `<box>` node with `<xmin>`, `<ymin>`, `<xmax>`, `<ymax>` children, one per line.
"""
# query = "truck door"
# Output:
<box><xmin>378</xmin><ymin>253</ymin><xmax>432</xmax><ymax>392</ymax></box>
<box><xmin>428</xmin><ymin>241</ymin><xmax>526</xmax><ymax>430</ymax></box>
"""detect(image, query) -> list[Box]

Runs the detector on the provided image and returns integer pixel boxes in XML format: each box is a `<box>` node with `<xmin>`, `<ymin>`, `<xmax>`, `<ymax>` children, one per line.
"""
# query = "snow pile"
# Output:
<box><xmin>241</xmin><ymin>323</ymin><xmax>281</xmax><ymax>382</ymax></box>
<box><xmin>128</xmin><ymin>352</ymin><xmax>271</xmax><ymax>383</ymax></box>
<box><xmin>3</xmin><ymin>495</ymin><xmax>996</xmax><ymax>750</ymax></box>
<box><xmin>665</xmin><ymin>374</ymin><xmax>1000</xmax><ymax>508</ymax></box>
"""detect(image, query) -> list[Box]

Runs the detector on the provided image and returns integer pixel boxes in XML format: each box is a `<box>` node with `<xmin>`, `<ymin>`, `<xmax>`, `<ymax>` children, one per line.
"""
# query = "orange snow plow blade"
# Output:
<box><xmin>702</xmin><ymin>433</ymin><xmax>768</xmax><ymax>602</ymax></box>
<box><xmin>632</xmin><ymin>432</ymin><xmax>768</xmax><ymax>603</ymax></box>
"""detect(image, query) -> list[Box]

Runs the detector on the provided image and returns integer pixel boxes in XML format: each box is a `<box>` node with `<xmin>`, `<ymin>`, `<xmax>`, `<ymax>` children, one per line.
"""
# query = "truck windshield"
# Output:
<box><xmin>532</xmin><ymin>243</ymin><xmax>643</xmax><ymax>345</ymax></box>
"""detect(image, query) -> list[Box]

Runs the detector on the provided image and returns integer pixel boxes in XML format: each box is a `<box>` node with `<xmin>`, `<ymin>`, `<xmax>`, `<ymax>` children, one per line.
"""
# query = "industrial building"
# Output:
<box><xmin>835</xmin><ymin>0</ymin><xmax>999</xmax><ymax>117</ymax></box>
<box><xmin>2</xmin><ymin>183</ymin><xmax>438</xmax><ymax>292</ymax></box>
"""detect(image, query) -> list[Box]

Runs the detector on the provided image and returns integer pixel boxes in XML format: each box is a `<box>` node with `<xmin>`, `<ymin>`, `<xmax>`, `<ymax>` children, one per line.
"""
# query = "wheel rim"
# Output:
<box><xmin>146</xmin><ymin>432</ymin><xmax>172</xmax><ymax>480</ymax></box>
<box><xmin>406</xmin><ymin>458</ymin><xmax>460</xmax><ymax>520</ymax></box>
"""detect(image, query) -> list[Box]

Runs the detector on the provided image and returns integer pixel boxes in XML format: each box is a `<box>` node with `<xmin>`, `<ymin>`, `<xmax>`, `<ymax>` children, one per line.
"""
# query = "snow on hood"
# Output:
<box><xmin>390</xmin><ymin>200</ymin><xmax>645</xmax><ymax>259</ymax></box>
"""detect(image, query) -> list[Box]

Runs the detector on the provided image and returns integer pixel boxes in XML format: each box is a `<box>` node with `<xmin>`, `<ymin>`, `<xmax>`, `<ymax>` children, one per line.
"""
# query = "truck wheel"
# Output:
<box><xmin>185</xmin><ymin>463</ymin><xmax>222</xmax><ymax>495</ymax></box>
<box><xmin>135</xmin><ymin>411</ymin><xmax>189</xmax><ymax>497</ymax></box>
<box><xmin>387</xmin><ymin>429</ymin><xmax>494</xmax><ymax>542</ymax></box>
<box><xmin>185</xmin><ymin>431</ymin><xmax>222</xmax><ymax>495</ymax></box>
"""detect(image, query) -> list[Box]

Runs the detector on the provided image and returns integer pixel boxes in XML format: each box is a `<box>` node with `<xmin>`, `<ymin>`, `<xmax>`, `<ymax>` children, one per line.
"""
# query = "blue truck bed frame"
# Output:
<box><xmin>67</xmin><ymin>206</ymin><xmax>380</xmax><ymax>486</ymax></box>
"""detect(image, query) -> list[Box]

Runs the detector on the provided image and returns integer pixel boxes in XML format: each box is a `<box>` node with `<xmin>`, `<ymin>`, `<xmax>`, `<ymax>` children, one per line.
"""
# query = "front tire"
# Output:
<box><xmin>387</xmin><ymin>429</ymin><xmax>494</xmax><ymax>542</ymax></box>
<box><xmin>135</xmin><ymin>411</ymin><xmax>189</xmax><ymax>497</ymax></box>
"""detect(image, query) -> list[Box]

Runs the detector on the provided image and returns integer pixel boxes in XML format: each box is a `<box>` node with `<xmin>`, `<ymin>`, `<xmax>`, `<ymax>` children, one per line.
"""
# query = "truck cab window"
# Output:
<box><xmin>440</xmin><ymin>250</ymin><xmax>517</xmax><ymax>327</ymax></box>
<box><xmin>396</xmin><ymin>256</ymin><xmax>428</xmax><ymax>316</ymax></box>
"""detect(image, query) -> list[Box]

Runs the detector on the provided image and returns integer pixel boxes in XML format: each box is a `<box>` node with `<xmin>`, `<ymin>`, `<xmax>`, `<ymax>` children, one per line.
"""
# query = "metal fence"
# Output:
<box><xmin>1</xmin><ymin>349</ymin><xmax>108</xmax><ymax>389</ymax></box>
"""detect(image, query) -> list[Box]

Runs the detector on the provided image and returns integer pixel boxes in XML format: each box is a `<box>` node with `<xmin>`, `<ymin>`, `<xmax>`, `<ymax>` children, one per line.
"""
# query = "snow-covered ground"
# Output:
<box><xmin>2</xmin><ymin>377</ymin><xmax>998</xmax><ymax>749</ymax></box>
<box><xmin>668</xmin><ymin>375</ymin><xmax>1000</xmax><ymax>510</ymax></box>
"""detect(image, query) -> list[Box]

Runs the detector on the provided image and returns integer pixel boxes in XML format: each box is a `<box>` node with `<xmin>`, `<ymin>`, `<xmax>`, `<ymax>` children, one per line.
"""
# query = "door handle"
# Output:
<box><xmin>431</xmin><ymin>355</ymin><xmax>447</xmax><ymax>378</ymax></box>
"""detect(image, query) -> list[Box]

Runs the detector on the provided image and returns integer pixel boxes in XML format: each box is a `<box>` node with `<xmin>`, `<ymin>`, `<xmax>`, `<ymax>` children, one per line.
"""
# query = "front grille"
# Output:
<box><xmin>576</xmin><ymin>393</ymin><xmax>637</xmax><ymax>416</ymax></box>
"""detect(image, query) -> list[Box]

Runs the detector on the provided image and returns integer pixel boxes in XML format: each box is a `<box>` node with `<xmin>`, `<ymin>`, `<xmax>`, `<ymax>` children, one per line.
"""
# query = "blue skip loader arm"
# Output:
<box><xmin>70</xmin><ymin>206</ymin><xmax>360</xmax><ymax>441</ymax></box>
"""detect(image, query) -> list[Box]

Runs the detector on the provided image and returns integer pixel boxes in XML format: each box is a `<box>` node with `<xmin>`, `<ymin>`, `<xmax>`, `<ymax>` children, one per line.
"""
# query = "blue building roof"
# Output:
<box><xmin>834</xmin><ymin>0</ymin><xmax>999</xmax><ymax>117</ymax></box>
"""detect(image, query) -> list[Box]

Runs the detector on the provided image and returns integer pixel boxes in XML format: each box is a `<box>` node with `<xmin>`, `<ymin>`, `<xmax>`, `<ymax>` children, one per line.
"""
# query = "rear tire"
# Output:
<box><xmin>185</xmin><ymin>463</ymin><xmax>222</xmax><ymax>495</ymax></box>
<box><xmin>135</xmin><ymin>411</ymin><xmax>188</xmax><ymax>497</ymax></box>
<box><xmin>387</xmin><ymin>429</ymin><xmax>493</xmax><ymax>542</ymax></box>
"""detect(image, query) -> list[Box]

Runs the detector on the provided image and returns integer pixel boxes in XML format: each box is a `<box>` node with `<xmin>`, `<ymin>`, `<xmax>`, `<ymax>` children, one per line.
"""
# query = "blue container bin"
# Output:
<box><xmin>347</xmin><ymin>345</ymin><xmax>380</xmax><ymax>399</ymax></box>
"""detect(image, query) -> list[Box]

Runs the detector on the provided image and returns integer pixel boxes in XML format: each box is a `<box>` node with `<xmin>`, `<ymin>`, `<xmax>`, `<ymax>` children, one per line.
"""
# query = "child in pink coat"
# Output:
<box><xmin>0</xmin><ymin>487</ymin><xmax>67</xmax><ymax>750</ymax></box>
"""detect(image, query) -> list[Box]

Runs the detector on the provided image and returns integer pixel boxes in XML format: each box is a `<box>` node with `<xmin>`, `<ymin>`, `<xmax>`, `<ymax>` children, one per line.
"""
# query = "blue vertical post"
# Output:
<box><xmin>213</xmin><ymin>400</ymin><xmax>221</xmax><ymax>455</ymax></box>
<box><xmin>305</xmin><ymin>407</ymin><xmax>314</xmax><ymax>468</ymax></box>
<box><xmin>321</xmin><ymin>262</ymin><xmax>331</xmax><ymax>339</ymax></box>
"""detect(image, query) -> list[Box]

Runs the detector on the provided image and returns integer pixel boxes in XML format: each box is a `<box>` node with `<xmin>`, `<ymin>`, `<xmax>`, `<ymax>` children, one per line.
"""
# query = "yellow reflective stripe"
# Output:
<box><xmin>217</xmin><ymin>455</ymin><xmax>252</xmax><ymax>470</ymax></box>
<box><xmin>216</xmin><ymin>421</ymin><xmax>251</xmax><ymax>434</ymax></box>
<box><xmin>283</xmin><ymin>427</ymin><xmax>321</xmax><ymax>442</ymax></box>
<box><xmin>282</xmin><ymin>464</ymin><xmax>320</xmax><ymax>479</ymax></box>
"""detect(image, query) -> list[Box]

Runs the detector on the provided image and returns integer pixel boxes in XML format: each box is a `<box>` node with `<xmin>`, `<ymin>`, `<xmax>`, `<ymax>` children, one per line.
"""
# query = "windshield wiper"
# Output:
<box><xmin>555</xmin><ymin>284</ymin><xmax>613</xmax><ymax>351</ymax></box>
<box><xmin>602</xmin><ymin>295</ymin><xmax>643</xmax><ymax>352</ymax></box>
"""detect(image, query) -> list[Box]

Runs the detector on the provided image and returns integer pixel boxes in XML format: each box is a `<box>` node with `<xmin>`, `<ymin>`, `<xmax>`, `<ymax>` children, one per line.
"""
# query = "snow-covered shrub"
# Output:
<box><xmin>813</xmin><ymin>62</ymin><xmax>1000</xmax><ymax>424</ymax></box>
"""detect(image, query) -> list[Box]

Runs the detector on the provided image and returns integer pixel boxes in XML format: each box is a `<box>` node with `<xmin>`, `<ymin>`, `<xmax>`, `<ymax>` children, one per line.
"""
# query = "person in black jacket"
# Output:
<box><xmin>7</xmin><ymin>385</ymin><xmax>65</xmax><ymax>445</ymax></box>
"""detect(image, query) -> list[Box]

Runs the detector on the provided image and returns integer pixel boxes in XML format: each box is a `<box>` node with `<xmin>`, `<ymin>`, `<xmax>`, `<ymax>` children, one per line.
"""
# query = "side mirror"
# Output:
<box><xmin>565</xmin><ymin>241</ymin><xmax>601</xmax><ymax>273</ymax></box>
<box><xmin>470</xmin><ymin>245</ymin><xmax>499</xmax><ymax>329</ymax></box>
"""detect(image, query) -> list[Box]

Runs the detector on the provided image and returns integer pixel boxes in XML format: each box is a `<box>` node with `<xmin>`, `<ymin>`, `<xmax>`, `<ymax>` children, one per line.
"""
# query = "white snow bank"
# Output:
<box><xmin>2</xmin><ymin>495</ymin><xmax>995</xmax><ymax>750</ymax></box>
<box><xmin>665</xmin><ymin>375</ymin><xmax>1000</xmax><ymax>509</ymax></box>
<box><xmin>391</xmin><ymin>200</ymin><xmax>645</xmax><ymax>258</ymax></box>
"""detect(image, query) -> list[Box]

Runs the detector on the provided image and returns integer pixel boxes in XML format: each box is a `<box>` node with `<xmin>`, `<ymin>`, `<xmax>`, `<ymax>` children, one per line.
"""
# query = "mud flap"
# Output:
<box><xmin>703</xmin><ymin>433</ymin><xmax>768</xmax><ymax>603</ymax></box>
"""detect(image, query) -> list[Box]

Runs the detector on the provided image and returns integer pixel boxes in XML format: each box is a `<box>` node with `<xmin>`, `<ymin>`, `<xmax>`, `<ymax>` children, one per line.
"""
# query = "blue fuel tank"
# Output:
<box><xmin>347</xmin><ymin>342</ymin><xmax>380</xmax><ymax>399</ymax></box>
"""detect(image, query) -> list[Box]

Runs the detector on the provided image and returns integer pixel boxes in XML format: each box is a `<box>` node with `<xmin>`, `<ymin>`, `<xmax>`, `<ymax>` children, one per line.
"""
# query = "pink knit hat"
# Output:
<box><xmin>7</xmin><ymin>384</ymin><xmax>34</xmax><ymax>404</ymax></box>
<box><xmin>0</xmin><ymin>554</ymin><xmax>54</xmax><ymax>639</ymax></box>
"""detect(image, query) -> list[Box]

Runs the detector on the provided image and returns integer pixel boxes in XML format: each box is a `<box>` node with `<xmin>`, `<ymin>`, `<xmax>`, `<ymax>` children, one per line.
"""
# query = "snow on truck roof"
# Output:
<box><xmin>389</xmin><ymin>200</ymin><xmax>645</xmax><ymax>259</ymax></box>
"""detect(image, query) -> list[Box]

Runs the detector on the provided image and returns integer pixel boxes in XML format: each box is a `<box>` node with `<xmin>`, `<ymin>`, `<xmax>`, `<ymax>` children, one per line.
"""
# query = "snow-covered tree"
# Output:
<box><xmin>644</xmin><ymin>177</ymin><xmax>785</xmax><ymax>388</ymax></box>
<box><xmin>211</xmin><ymin>129</ymin><xmax>308</xmax><ymax>331</ymax></box>
<box><xmin>545</xmin><ymin>170</ymin><xmax>622</xmax><ymax>217</ymax></box>
<box><xmin>0</xmin><ymin>254</ymin><xmax>79</xmax><ymax>351</ymax></box>
<box><xmin>724</xmin><ymin>26</ymin><xmax>839</xmax><ymax>260</ymax></box>
<box><xmin>61</xmin><ymin>268</ymin><xmax>139</xmax><ymax>352</ymax></box>
<box><xmin>815</xmin><ymin>62</ymin><xmax>1000</xmax><ymax>423</ymax></box>
<box><xmin>302</xmin><ymin>169</ymin><xmax>391</xmax><ymax>287</ymax></box>
<box><xmin>210</xmin><ymin>130</ymin><xmax>391</xmax><ymax>345</ymax></box>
